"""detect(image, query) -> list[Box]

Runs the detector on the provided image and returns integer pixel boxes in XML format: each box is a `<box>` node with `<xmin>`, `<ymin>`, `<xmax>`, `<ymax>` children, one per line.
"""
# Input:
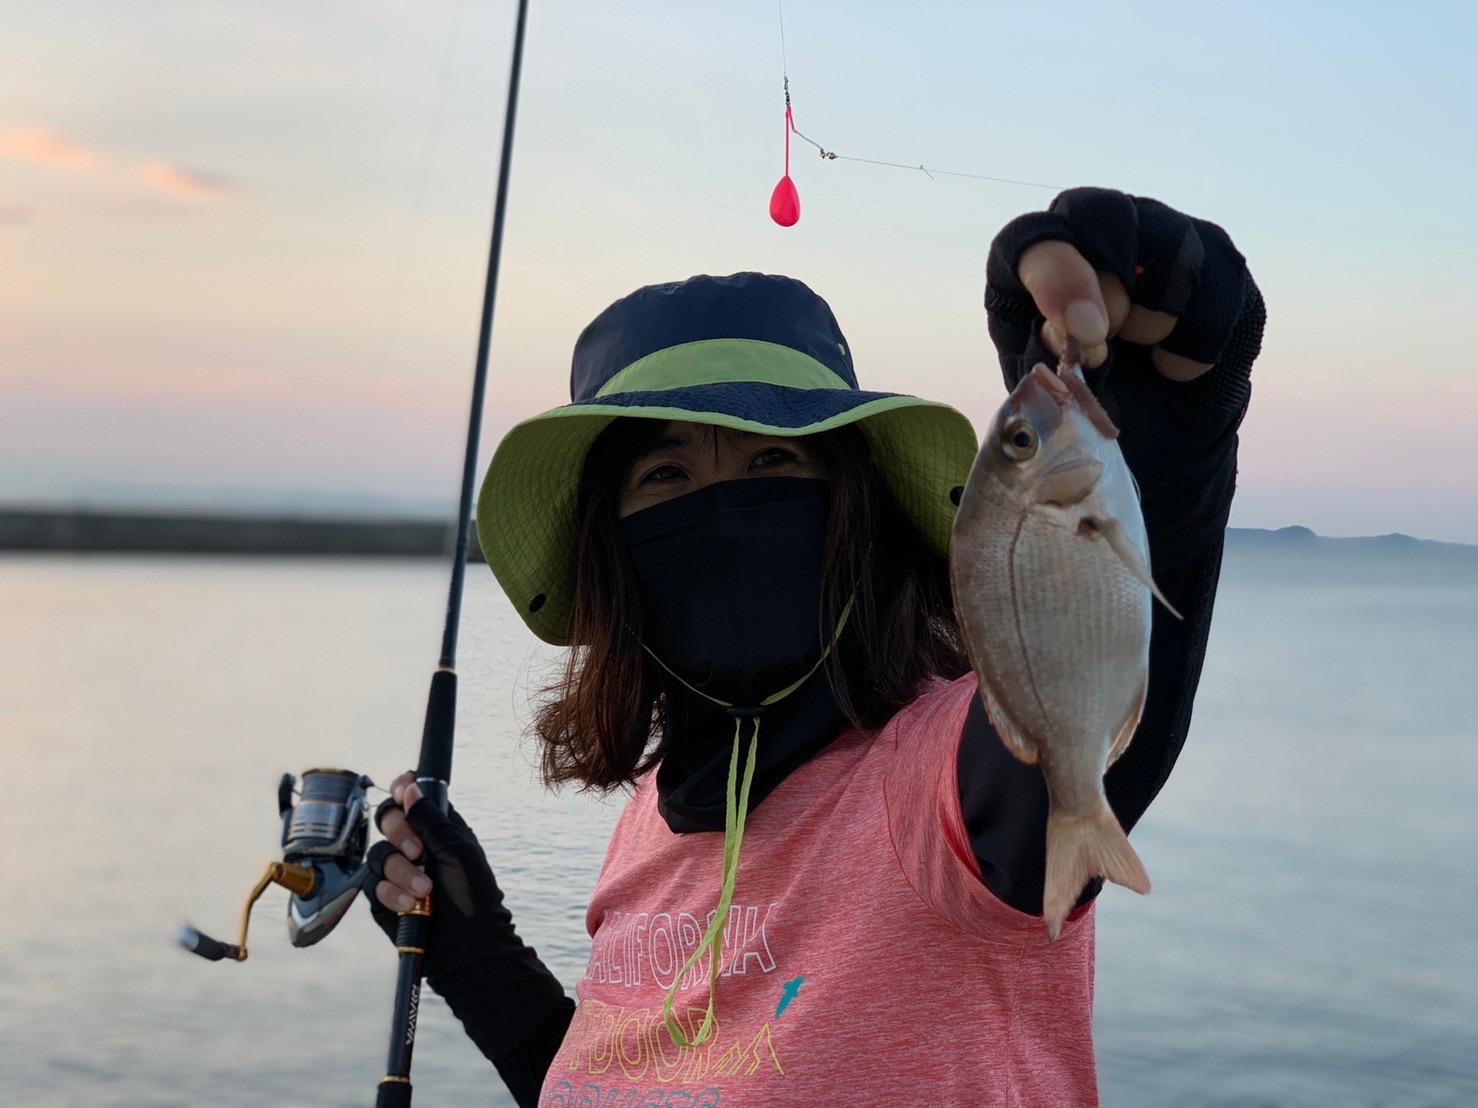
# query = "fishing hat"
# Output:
<box><xmin>477</xmin><ymin>271</ymin><xmax>978</xmax><ymax>644</ymax></box>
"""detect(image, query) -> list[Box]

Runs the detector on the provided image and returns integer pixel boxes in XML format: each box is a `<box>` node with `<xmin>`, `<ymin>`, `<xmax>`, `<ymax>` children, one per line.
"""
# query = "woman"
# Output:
<box><xmin>365</xmin><ymin>187</ymin><xmax>1265</xmax><ymax>1106</ymax></box>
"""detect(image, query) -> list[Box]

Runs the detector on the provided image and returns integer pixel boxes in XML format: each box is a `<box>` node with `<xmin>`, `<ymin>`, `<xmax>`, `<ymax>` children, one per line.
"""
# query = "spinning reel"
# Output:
<box><xmin>180</xmin><ymin>768</ymin><xmax>374</xmax><ymax>962</ymax></box>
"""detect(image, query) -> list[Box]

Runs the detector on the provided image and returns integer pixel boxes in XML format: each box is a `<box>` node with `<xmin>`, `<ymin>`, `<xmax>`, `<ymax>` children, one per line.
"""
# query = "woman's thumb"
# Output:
<box><xmin>394</xmin><ymin>779</ymin><xmax>422</xmax><ymax>809</ymax></box>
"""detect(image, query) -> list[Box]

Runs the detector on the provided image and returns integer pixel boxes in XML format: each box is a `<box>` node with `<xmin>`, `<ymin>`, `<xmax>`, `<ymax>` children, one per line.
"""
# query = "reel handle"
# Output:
<box><xmin>178</xmin><ymin>861</ymin><xmax>316</xmax><ymax>963</ymax></box>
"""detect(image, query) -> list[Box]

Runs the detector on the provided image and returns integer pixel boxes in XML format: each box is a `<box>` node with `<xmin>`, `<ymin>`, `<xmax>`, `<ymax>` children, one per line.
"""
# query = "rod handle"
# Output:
<box><xmin>380</xmin><ymin>903</ymin><xmax>431</xmax><ymax>1095</ymax></box>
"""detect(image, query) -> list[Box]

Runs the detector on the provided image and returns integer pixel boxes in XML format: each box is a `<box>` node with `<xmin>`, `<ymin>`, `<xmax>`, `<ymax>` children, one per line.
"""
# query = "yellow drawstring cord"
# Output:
<box><xmin>645</xmin><ymin>598</ymin><xmax>854</xmax><ymax>1048</ymax></box>
<box><xmin>660</xmin><ymin>713</ymin><xmax>759</xmax><ymax>1047</ymax></box>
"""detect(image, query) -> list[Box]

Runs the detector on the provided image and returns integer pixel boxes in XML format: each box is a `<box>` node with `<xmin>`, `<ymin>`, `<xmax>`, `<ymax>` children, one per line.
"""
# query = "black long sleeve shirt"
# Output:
<box><xmin>962</xmin><ymin>272</ymin><xmax>1265</xmax><ymax>915</ymax></box>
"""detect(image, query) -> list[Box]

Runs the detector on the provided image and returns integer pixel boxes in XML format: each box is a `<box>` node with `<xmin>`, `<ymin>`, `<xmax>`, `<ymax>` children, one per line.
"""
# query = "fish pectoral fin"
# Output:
<box><xmin>975</xmin><ymin>682</ymin><xmax>1038</xmax><ymax>765</ymax></box>
<box><xmin>1081</xmin><ymin>515</ymin><xmax>1184</xmax><ymax>620</ymax></box>
<box><xmin>1107</xmin><ymin>675</ymin><xmax>1148</xmax><ymax>767</ymax></box>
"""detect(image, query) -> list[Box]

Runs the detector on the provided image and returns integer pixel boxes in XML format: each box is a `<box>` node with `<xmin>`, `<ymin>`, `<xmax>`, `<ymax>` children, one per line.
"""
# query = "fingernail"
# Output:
<box><xmin>401</xmin><ymin>838</ymin><xmax>419</xmax><ymax>859</ymax></box>
<box><xmin>1040</xmin><ymin>318</ymin><xmax>1064</xmax><ymax>354</ymax></box>
<box><xmin>411</xmin><ymin>876</ymin><xmax>431</xmax><ymax>895</ymax></box>
<box><xmin>396</xmin><ymin>893</ymin><xmax>413</xmax><ymax>910</ymax></box>
<box><xmin>1065</xmin><ymin>299</ymin><xmax>1109</xmax><ymax>345</ymax></box>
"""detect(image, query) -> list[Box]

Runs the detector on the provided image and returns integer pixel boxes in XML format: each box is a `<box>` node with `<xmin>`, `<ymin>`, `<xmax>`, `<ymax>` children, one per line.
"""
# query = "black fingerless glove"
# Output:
<box><xmin>363</xmin><ymin>798</ymin><xmax>573</xmax><ymax>1100</ymax></box>
<box><xmin>985</xmin><ymin>186</ymin><xmax>1267</xmax><ymax>570</ymax></box>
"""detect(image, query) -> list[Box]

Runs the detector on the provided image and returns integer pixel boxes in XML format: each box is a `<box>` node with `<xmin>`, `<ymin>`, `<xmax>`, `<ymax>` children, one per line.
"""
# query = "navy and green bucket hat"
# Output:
<box><xmin>477</xmin><ymin>271</ymin><xmax>978</xmax><ymax>644</ymax></box>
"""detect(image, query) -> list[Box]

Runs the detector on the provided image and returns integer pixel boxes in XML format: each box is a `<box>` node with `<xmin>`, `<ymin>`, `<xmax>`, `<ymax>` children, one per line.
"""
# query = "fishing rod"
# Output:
<box><xmin>377</xmin><ymin>0</ymin><xmax>530</xmax><ymax>1099</ymax></box>
<box><xmin>177</xmin><ymin>1</ymin><xmax>532</xmax><ymax>1104</ymax></box>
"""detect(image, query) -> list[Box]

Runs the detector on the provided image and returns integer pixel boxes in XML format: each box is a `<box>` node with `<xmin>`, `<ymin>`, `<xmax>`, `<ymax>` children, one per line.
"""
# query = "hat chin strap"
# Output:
<box><xmin>640</xmin><ymin>597</ymin><xmax>854</xmax><ymax>1048</ymax></box>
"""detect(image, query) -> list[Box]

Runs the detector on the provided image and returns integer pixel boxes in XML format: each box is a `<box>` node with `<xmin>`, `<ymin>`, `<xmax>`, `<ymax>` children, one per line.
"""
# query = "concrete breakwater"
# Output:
<box><xmin>0</xmin><ymin>508</ymin><xmax>485</xmax><ymax>560</ymax></box>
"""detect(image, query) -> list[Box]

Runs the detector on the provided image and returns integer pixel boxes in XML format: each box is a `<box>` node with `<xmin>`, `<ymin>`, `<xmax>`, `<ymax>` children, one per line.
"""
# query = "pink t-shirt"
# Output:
<box><xmin>539</xmin><ymin>673</ymin><xmax>1098</xmax><ymax>1107</ymax></box>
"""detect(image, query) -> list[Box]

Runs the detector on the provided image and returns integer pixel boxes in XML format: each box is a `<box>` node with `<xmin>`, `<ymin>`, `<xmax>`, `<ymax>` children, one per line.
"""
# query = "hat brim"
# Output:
<box><xmin>477</xmin><ymin>382</ymin><xmax>978</xmax><ymax>645</ymax></box>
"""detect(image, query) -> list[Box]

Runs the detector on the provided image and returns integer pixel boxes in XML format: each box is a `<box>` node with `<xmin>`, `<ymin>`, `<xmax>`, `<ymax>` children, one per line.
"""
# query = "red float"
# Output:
<box><xmin>770</xmin><ymin>102</ymin><xmax>800</xmax><ymax>227</ymax></box>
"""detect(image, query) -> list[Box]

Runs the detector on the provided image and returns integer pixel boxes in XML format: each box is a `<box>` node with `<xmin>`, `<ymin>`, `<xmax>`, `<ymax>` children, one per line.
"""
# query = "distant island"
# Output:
<box><xmin>1219</xmin><ymin>524</ymin><xmax>1478</xmax><ymax>581</ymax></box>
<box><xmin>1</xmin><ymin>509</ymin><xmax>1475</xmax><ymax>570</ymax></box>
<box><xmin>1224</xmin><ymin>524</ymin><xmax>1477</xmax><ymax>557</ymax></box>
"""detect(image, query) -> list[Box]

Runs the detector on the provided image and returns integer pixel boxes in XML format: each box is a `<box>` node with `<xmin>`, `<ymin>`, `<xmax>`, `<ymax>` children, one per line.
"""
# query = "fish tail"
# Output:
<box><xmin>1043</xmin><ymin>804</ymin><xmax>1151</xmax><ymax>940</ymax></box>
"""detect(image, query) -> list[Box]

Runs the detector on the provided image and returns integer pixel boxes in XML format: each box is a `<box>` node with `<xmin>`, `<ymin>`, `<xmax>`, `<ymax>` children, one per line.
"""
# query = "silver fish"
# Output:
<box><xmin>950</xmin><ymin>340</ymin><xmax>1177</xmax><ymax>939</ymax></box>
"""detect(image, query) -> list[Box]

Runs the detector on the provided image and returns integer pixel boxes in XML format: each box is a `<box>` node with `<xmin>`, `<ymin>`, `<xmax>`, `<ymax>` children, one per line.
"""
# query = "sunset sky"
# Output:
<box><xmin>4</xmin><ymin>1</ymin><xmax>1476</xmax><ymax>541</ymax></box>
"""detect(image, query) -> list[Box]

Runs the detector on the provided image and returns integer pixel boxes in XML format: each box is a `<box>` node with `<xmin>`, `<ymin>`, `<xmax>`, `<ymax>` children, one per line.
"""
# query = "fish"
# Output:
<box><xmin>949</xmin><ymin>339</ymin><xmax>1178</xmax><ymax>939</ymax></box>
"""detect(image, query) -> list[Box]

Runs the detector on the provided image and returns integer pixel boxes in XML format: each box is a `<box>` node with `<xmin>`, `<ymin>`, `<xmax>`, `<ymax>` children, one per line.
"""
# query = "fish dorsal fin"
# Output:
<box><xmin>1081</xmin><ymin>515</ymin><xmax>1183</xmax><ymax>620</ymax></box>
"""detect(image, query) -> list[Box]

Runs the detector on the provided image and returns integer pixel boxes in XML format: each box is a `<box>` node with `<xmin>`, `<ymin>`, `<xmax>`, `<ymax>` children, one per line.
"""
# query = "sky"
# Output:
<box><xmin>3</xmin><ymin>0</ymin><xmax>1477</xmax><ymax>541</ymax></box>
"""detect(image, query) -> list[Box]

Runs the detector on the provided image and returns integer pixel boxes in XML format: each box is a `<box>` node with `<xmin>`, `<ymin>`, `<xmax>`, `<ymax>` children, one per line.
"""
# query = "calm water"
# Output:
<box><xmin>2</xmin><ymin>553</ymin><xmax>1475</xmax><ymax>1106</ymax></box>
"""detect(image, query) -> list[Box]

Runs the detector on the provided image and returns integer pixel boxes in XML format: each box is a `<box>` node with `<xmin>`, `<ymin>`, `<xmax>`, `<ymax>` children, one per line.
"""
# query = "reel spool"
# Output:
<box><xmin>180</xmin><ymin>768</ymin><xmax>373</xmax><ymax>962</ymax></box>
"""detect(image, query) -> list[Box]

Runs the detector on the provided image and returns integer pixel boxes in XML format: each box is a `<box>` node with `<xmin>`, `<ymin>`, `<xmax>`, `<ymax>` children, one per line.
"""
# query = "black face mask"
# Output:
<box><xmin>619</xmin><ymin>476</ymin><xmax>850</xmax><ymax>832</ymax></box>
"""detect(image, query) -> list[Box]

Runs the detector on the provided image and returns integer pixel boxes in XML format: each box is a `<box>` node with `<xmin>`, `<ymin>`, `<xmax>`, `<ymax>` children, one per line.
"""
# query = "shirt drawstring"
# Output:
<box><xmin>660</xmin><ymin>710</ymin><xmax>759</xmax><ymax>1047</ymax></box>
<box><xmin>641</xmin><ymin>597</ymin><xmax>854</xmax><ymax>1047</ymax></box>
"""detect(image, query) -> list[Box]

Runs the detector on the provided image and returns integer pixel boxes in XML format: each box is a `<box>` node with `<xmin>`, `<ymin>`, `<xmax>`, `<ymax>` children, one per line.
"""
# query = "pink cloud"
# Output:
<box><xmin>140</xmin><ymin>162</ymin><xmax>232</xmax><ymax>200</ymax></box>
<box><xmin>0</xmin><ymin>127</ymin><xmax>101</xmax><ymax>172</ymax></box>
<box><xmin>1</xmin><ymin>125</ymin><xmax>234</xmax><ymax>207</ymax></box>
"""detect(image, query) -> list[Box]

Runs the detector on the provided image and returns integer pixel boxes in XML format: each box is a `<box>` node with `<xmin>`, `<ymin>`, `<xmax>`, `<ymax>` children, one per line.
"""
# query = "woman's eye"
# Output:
<box><xmin>639</xmin><ymin>463</ymin><xmax>687</xmax><ymax>484</ymax></box>
<box><xmin>750</xmin><ymin>447</ymin><xmax>797</xmax><ymax>469</ymax></box>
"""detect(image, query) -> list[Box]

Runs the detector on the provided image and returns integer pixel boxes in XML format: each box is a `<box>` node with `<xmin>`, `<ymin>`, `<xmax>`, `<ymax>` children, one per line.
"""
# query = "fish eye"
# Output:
<box><xmin>999</xmin><ymin>418</ymin><xmax>1038</xmax><ymax>462</ymax></box>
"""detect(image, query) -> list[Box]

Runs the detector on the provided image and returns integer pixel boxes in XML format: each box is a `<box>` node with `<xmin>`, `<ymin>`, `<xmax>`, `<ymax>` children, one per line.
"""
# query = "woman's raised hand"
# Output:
<box><xmin>987</xmin><ymin>187</ymin><xmax>1250</xmax><ymax>383</ymax></box>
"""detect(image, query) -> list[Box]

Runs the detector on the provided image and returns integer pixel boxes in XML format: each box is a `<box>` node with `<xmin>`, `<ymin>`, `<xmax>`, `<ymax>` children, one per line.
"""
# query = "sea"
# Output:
<box><xmin>2</xmin><ymin>546</ymin><xmax>1475</xmax><ymax>1107</ymax></box>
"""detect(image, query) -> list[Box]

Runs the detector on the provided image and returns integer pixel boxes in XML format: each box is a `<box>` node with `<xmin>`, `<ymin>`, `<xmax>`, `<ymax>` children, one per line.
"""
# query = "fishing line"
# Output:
<box><xmin>777</xmin><ymin>0</ymin><xmax>789</xmax><ymax>75</ymax></box>
<box><xmin>771</xmin><ymin>0</ymin><xmax>1060</xmax><ymax>225</ymax></box>
<box><xmin>789</xmin><ymin>128</ymin><xmax>1062</xmax><ymax>191</ymax></box>
<box><xmin>379</xmin><ymin>0</ymin><xmax>472</xmax><ymax>367</ymax></box>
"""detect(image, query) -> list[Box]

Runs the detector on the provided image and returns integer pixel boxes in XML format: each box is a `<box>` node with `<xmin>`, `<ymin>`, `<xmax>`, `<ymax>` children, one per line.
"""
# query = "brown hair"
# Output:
<box><xmin>534</xmin><ymin>418</ymin><xmax>968</xmax><ymax>791</ymax></box>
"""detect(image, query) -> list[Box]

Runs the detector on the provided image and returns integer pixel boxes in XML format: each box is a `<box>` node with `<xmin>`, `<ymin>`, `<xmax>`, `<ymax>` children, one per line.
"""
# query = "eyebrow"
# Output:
<box><xmin>627</xmin><ymin>428</ymin><xmax>797</xmax><ymax>471</ymax></box>
<box><xmin>631</xmin><ymin>433</ymin><xmax>691</xmax><ymax>461</ymax></box>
